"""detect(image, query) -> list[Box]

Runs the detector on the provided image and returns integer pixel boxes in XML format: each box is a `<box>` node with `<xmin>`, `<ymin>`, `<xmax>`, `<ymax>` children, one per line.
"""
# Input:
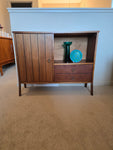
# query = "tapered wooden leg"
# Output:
<box><xmin>19</xmin><ymin>83</ymin><xmax>21</xmax><ymax>96</ymax></box>
<box><xmin>91</xmin><ymin>82</ymin><xmax>93</xmax><ymax>96</ymax></box>
<box><xmin>0</xmin><ymin>67</ymin><xmax>3</xmax><ymax>76</ymax></box>
<box><xmin>84</xmin><ymin>83</ymin><xmax>87</xmax><ymax>88</ymax></box>
<box><xmin>24</xmin><ymin>84</ymin><xmax>26</xmax><ymax>88</ymax></box>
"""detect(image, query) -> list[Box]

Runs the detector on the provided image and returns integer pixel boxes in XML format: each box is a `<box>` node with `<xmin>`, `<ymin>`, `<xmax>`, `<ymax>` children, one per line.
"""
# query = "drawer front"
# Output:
<box><xmin>55</xmin><ymin>73</ymin><xmax>92</xmax><ymax>82</ymax></box>
<box><xmin>54</xmin><ymin>64</ymin><xmax>93</xmax><ymax>74</ymax></box>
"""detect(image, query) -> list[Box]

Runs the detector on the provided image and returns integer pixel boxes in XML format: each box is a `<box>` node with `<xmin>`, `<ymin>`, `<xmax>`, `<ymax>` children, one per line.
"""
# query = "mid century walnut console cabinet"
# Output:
<box><xmin>13</xmin><ymin>31</ymin><xmax>99</xmax><ymax>96</ymax></box>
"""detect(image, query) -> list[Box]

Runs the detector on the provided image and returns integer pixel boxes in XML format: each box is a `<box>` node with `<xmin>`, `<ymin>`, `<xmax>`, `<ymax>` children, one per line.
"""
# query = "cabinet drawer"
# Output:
<box><xmin>54</xmin><ymin>64</ymin><xmax>93</xmax><ymax>74</ymax></box>
<box><xmin>55</xmin><ymin>73</ymin><xmax>92</xmax><ymax>82</ymax></box>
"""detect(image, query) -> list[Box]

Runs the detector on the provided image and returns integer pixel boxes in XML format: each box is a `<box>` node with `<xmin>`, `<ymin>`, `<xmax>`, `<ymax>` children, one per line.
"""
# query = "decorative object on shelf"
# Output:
<box><xmin>63</xmin><ymin>41</ymin><xmax>72</xmax><ymax>63</ymax></box>
<box><xmin>0</xmin><ymin>24</ymin><xmax>3</xmax><ymax>36</ymax></box>
<box><xmin>70</xmin><ymin>49</ymin><xmax>83</xmax><ymax>63</ymax></box>
<box><xmin>0</xmin><ymin>24</ymin><xmax>11</xmax><ymax>38</ymax></box>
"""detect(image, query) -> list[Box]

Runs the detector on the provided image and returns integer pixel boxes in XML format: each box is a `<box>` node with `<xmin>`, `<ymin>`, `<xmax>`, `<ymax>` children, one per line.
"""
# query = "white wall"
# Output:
<box><xmin>8</xmin><ymin>8</ymin><xmax>113</xmax><ymax>86</ymax></box>
<box><xmin>112</xmin><ymin>0</ymin><xmax>113</xmax><ymax>7</ymax></box>
<box><xmin>0</xmin><ymin>0</ymin><xmax>112</xmax><ymax>33</ymax></box>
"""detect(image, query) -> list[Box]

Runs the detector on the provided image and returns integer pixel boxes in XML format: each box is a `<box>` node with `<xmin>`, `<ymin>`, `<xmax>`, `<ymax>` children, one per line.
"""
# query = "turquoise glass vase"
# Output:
<box><xmin>63</xmin><ymin>41</ymin><xmax>72</xmax><ymax>63</ymax></box>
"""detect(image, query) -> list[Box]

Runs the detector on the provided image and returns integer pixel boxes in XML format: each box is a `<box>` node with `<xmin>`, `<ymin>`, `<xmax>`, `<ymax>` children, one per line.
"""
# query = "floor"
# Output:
<box><xmin>0</xmin><ymin>64</ymin><xmax>113</xmax><ymax>150</ymax></box>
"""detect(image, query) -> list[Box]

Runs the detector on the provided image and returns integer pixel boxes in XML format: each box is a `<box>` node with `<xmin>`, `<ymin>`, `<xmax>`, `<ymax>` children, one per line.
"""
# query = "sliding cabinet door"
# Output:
<box><xmin>14</xmin><ymin>33</ymin><xmax>54</xmax><ymax>83</ymax></box>
<box><xmin>14</xmin><ymin>33</ymin><xmax>40</xmax><ymax>83</ymax></box>
<box><xmin>30</xmin><ymin>34</ymin><xmax>40</xmax><ymax>82</ymax></box>
<box><xmin>45</xmin><ymin>34</ymin><xmax>54</xmax><ymax>82</ymax></box>
<box><xmin>23</xmin><ymin>34</ymin><xmax>40</xmax><ymax>82</ymax></box>
<box><xmin>14</xmin><ymin>34</ymin><xmax>27</xmax><ymax>83</ymax></box>
<box><xmin>38</xmin><ymin>33</ymin><xmax>54</xmax><ymax>82</ymax></box>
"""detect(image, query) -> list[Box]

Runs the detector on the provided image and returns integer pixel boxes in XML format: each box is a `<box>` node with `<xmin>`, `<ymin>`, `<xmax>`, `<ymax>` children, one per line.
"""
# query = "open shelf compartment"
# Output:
<box><xmin>54</xmin><ymin>32</ymin><xmax>98</xmax><ymax>64</ymax></box>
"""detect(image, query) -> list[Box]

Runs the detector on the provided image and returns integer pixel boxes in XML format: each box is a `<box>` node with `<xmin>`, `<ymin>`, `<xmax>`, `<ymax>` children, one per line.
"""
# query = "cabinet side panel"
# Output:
<box><xmin>31</xmin><ymin>34</ymin><xmax>39</xmax><ymax>82</ymax></box>
<box><xmin>45</xmin><ymin>34</ymin><xmax>54</xmax><ymax>82</ymax></box>
<box><xmin>86</xmin><ymin>34</ymin><xmax>96</xmax><ymax>62</ymax></box>
<box><xmin>38</xmin><ymin>34</ymin><xmax>46</xmax><ymax>82</ymax></box>
<box><xmin>9</xmin><ymin>39</ymin><xmax>14</xmax><ymax>59</ymax></box>
<box><xmin>92</xmin><ymin>33</ymin><xmax>99</xmax><ymax>80</ymax></box>
<box><xmin>14</xmin><ymin>34</ymin><xmax>27</xmax><ymax>82</ymax></box>
<box><xmin>23</xmin><ymin>34</ymin><xmax>33</xmax><ymax>82</ymax></box>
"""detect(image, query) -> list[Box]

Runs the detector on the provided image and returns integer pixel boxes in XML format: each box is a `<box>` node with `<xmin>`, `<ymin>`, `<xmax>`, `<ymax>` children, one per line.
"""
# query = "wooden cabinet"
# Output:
<box><xmin>13</xmin><ymin>31</ymin><xmax>99</xmax><ymax>96</ymax></box>
<box><xmin>0</xmin><ymin>37</ymin><xmax>15</xmax><ymax>76</ymax></box>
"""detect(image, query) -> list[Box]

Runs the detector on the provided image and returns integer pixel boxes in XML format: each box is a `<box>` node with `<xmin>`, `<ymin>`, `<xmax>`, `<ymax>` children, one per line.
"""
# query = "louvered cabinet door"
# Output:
<box><xmin>38</xmin><ymin>33</ymin><xmax>54</xmax><ymax>82</ymax></box>
<box><xmin>14</xmin><ymin>34</ymin><xmax>27</xmax><ymax>83</ymax></box>
<box><xmin>14</xmin><ymin>33</ymin><xmax>40</xmax><ymax>83</ymax></box>
<box><xmin>14</xmin><ymin>33</ymin><xmax>54</xmax><ymax>83</ymax></box>
<box><xmin>23</xmin><ymin>34</ymin><xmax>40</xmax><ymax>82</ymax></box>
<box><xmin>30</xmin><ymin>34</ymin><xmax>40</xmax><ymax>82</ymax></box>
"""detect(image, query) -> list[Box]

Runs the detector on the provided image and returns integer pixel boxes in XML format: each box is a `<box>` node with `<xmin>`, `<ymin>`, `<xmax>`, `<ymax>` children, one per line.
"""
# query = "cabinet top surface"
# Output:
<box><xmin>0</xmin><ymin>36</ymin><xmax>12</xmax><ymax>40</ymax></box>
<box><xmin>13</xmin><ymin>31</ymin><xmax>100</xmax><ymax>34</ymax></box>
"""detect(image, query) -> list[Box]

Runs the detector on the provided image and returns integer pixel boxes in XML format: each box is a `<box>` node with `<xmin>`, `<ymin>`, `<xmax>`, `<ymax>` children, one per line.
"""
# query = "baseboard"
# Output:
<box><xmin>19</xmin><ymin>81</ymin><xmax>113</xmax><ymax>87</ymax></box>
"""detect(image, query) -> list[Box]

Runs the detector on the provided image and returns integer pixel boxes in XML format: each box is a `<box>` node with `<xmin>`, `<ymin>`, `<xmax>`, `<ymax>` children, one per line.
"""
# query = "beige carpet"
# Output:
<box><xmin>0</xmin><ymin>64</ymin><xmax>113</xmax><ymax>150</ymax></box>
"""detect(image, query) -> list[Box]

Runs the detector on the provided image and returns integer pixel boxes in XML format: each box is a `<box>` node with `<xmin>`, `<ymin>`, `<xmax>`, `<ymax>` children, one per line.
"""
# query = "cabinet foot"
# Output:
<box><xmin>84</xmin><ymin>83</ymin><xmax>87</xmax><ymax>88</ymax></box>
<box><xmin>0</xmin><ymin>67</ymin><xmax>3</xmax><ymax>76</ymax></box>
<box><xmin>24</xmin><ymin>84</ymin><xmax>26</xmax><ymax>88</ymax></box>
<box><xmin>19</xmin><ymin>83</ymin><xmax>21</xmax><ymax>96</ymax></box>
<box><xmin>91</xmin><ymin>82</ymin><xmax>93</xmax><ymax>96</ymax></box>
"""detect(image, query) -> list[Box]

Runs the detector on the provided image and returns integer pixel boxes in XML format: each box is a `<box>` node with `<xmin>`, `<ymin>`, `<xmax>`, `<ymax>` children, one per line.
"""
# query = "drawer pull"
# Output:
<box><xmin>48</xmin><ymin>59</ymin><xmax>50</xmax><ymax>63</ymax></box>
